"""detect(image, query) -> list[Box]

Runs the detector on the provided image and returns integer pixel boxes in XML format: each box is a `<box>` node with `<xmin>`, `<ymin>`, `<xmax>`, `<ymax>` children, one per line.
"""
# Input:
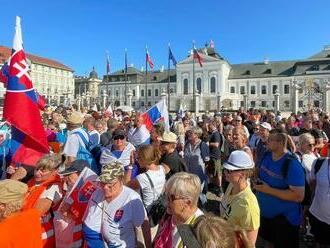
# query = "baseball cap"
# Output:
<box><xmin>0</xmin><ymin>179</ymin><xmax>28</xmax><ymax>205</ymax></box>
<box><xmin>59</xmin><ymin>159</ymin><xmax>88</xmax><ymax>176</ymax></box>
<box><xmin>159</xmin><ymin>131</ymin><xmax>177</xmax><ymax>143</ymax></box>
<box><xmin>223</xmin><ymin>150</ymin><xmax>254</xmax><ymax>171</ymax></box>
<box><xmin>99</xmin><ymin>162</ymin><xmax>124</xmax><ymax>183</ymax></box>
<box><xmin>260</xmin><ymin>122</ymin><xmax>272</xmax><ymax>131</ymax></box>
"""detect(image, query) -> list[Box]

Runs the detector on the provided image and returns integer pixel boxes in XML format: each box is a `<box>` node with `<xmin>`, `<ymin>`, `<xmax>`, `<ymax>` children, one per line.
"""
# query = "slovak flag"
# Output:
<box><xmin>3</xmin><ymin>16</ymin><xmax>49</xmax><ymax>166</ymax></box>
<box><xmin>193</xmin><ymin>48</ymin><xmax>203</xmax><ymax>67</ymax></box>
<box><xmin>141</xmin><ymin>99</ymin><xmax>169</xmax><ymax>131</ymax></box>
<box><xmin>146</xmin><ymin>47</ymin><xmax>154</xmax><ymax>70</ymax></box>
<box><xmin>1</xmin><ymin>60</ymin><xmax>46</xmax><ymax>111</ymax></box>
<box><xmin>105</xmin><ymin>104</ymin><xmax>113</xmax><ymax>117</ymax></box>
<box><xmin>58</xmin><ymin>167</ymin><xmax>98</xmax><ymax>221</ymax></box>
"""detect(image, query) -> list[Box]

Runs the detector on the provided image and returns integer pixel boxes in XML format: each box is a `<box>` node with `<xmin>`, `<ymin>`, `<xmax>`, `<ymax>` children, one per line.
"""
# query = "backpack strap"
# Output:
<box><xmin>314</xmin><ymin>158</ymin><xmax>326</xmax><ymax>176</ymax></box>
<box><xmin>281</xmin><ymin>154</ymin><xmax>296</xmax><ymax>179</ymax></box>
<box><xmin>73</xmin><ymin>131</ymin><xmax>90</xmax><ymax>148</ymax></box>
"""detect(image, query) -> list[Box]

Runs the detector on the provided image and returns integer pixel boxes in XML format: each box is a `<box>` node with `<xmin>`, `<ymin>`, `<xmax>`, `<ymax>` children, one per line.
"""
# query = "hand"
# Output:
<box><xmin>253</xmin><ymin>180</ymin><xmax>271</xmax><ymax>194</ymax></box>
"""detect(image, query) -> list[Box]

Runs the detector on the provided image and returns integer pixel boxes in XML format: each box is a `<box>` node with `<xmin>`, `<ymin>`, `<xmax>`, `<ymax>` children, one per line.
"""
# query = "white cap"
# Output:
<box><xmin>260</xmin><ymin>122</ymin><xmax>272</xmax><ymax>131</ymax></box>
<box><xmin>223</xmin><ymin>150</ymin><xmax>254</xmax><ymax>171</ymax></box>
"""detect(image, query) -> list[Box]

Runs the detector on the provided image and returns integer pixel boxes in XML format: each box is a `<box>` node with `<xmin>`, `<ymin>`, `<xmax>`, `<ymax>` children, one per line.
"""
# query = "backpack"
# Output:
<box><xmin>73</xmin><ymin>131</ymin><xmax>102</xmax><ymax>175</ymax></box>
<box><xmin>281</xmin><ymin>154</ymin><xmax>319</xmax><ymax>206</ymax></box>
<box><xmin>143</xmin><ymin>172</ymin><xmax>166</xmax><ymax>227</ymax></box>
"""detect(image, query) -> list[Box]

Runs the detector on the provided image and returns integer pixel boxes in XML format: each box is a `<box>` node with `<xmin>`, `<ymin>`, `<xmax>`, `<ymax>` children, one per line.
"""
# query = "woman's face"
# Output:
<box><xmin>95</xmin><ymin>123</ymin><xmax>104</xmax><ymax>133</ymax></box>
<box><xmin>64</xmin><ymin>172</ymin><xmax>79</xmax><ymax>187</ymax></box>
<box><xmin>113</xmin><ymin>136</ymin><xmax>126</xmax><ymax>149</ymax></box>
<box><xmin>224</xmin><ymin>130</ymin><xmax>233</xmax><ymax>143</ymax></box>
<box><xmin>165</xmin><ymin>191</ymin><xmax>187</xmax><ymax>220</ymax></box>
<box><xmin>224</xmin><ymin>169</ymin><xmax>243</xmax><ymax>184</ymax></box>
<box><xmin>34</xmin><ymin>168</ymin><xmax>54</xmax><ymax>182</ymax></box>
<box><xmin>232</xmin><ymin>130</ymin><xmax>245</xmax><ymax>149</ymax></box>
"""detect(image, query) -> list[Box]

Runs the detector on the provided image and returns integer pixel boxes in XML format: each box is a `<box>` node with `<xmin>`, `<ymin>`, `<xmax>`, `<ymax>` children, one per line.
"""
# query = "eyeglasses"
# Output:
<box><xmin>166</xmin><ymin>194</ymin><xmax>186</xmax><ymax>202</ymax></box>
<box><xmin>113</xmin><ymin>135</ymin><xmax>125</xmax><ymax>140</ymax></box>
<box><xmin>308</xmin><ymin>143</ymin><xmax>315</xmax><ymax>147</ymax></box>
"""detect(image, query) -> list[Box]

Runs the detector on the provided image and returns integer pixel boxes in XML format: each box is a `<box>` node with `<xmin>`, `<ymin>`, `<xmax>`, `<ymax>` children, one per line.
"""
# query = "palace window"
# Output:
<box><xmin>250</xmin><ymin>85</ymin><xmax>256</xmax><ymax>94</ymax></box>
<box><xmin>132</xmin><ymin>90</ymin><xmax>136</xmax><ymax>97</ymax></box>
<box><xmin>141</xmin><ymin>89</ymin><xmax>144</xmax><ymax>97</ymax></box>
<box><xmin>272</xmin><ymin>85</ymin><xmax>278</xmax><ymax>94</ymax></box>
<box><xmin>155</xmin><ymin>89</ymin><xmax>159</xmax><ymax>96</ymax></box>
<box><xmin>230</xmin><ymin>86</ymin><xmax>235</xmax><ymax>94</ymax></box>
<box><xmin>250</xmin><ymin>101</ymin><xmax>256</xmax><ymax>107</ymax></box>
<box><xmin>261</xmin><ymin>85</ymin><xmax>267</xmax><ymax>94</ymax></box>
<box><xmin>284</xmin><ymin>85</ymin><xmax>290</xmax><ymax>94</ymax></box>
<box><xmin>210</xmin><ymin>77</ymin><xmax>216</xmax><ymax>93</ymax></box>
<box><xmin>141</xmin><ymin>101</ymin><xmax>144</xmax><ymax>107</ymax></box>
<box><xmin>196</xmin><ymin>78</ymin><xmax>202</xmax><ymax>93</ymax></box>
<box><xmin>240</xmin><ymin>86</ymin><xmax>245</xmax><ymax>95</ymax></box>
<box><xmin>261</xmin><ymin>101</ymin><xmax>267</xmax><ymax>107</ymax></box>
<box><xmin>148</xmin><ymin>89</ymin><xmax>151</xmax><ymax>96</ymax></box>
<box><xmin>183</xmin><ymin>79</ymin><xmax>188</xmax><ymax>95</ymax></box>
<box><xmin>284</xmin><ymin>101</ymin><xmax>290</xmax><ymax>108</ymax></box>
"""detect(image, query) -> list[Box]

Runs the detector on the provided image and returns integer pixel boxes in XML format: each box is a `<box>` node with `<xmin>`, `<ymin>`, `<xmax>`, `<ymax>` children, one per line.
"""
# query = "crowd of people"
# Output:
<box><xmin>0</xmin><ymin>104</ymin><xmax>330</xmax><ymax>248</ymax></box>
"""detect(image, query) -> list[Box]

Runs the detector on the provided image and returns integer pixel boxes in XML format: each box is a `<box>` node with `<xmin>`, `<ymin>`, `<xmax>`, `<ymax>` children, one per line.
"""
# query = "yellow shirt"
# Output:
<box><xmin>220</xmin><ymin>183</ymin><xmax>260</xmax><ymax>231</ymax></box>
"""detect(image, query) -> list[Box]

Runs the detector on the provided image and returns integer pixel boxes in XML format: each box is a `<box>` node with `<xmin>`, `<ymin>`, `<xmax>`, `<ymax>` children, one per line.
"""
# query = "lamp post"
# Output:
<box><xmin>101</xmin><ymin>89</ymin><xmax>107</xmax><ymax>109</ymax></box>
<box><xmin>291</xmin><ymin>79</ymin><xmax>301</xmax><ymax>114</ymax></box>
<box><xmin>274</xmin><ymin>89</ymin><xmax>280</xmax><ymax>113</ymax></box>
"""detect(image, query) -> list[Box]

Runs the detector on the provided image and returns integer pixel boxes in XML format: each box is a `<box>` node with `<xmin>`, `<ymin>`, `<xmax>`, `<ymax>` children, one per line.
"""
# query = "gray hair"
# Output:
<box><xmin>165</xmin><ymin>172</ymin><xmax>201</xmax><ymax>206</ymax></box>
<box><xmin>36</xmin><ymin>154</ymin><xmax>62</xmax><ymax>171</ymax></box>
<box><xmin>298</xmin><ymin>133</ymin><xmax>315</xmax><ymax>147</ymax></box>
<box><xmin>189</xmin><ymin>126</ymin><xmax>203</xmax><ymax>138</ymax></box>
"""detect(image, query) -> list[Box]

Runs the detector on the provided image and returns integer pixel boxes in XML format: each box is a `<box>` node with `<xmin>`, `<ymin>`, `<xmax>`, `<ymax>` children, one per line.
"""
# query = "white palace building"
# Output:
<box><xmin>75</xmin><ymin>45</ymin><xmax>330</xmax><ymax>114</ymax></box>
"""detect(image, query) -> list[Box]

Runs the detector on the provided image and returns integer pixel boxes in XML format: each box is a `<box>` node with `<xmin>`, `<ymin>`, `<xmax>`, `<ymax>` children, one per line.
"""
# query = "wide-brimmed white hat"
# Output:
<box><xmin>159</xmin><ymin>131</ymin><xmax>177</xmax><ymax>143</ymax></box>
<box><xmin>223</xmin><ymin>150</ymin><xmax>254</xmax><ymax>171</ymax></box>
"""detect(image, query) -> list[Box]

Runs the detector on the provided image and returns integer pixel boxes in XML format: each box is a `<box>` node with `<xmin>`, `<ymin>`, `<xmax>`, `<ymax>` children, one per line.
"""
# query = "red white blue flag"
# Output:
<box><xmin>59</xmin><ymin>167</ymin><xmax>98</xmax><ymax>221</ymax></box>
<box><xmin>0</xmin><ymin>59</ymin><xmax>46</xmax><ymax>110</ymax></box>
<box><xmin>146</xmin><ymin>47</ymin><xmax>154</xmax><ymax>70</ymax></box>
<box><xmin>141</xmin><ymin>99</ymin><xmax>169</xmax><ymax>131</ymax></box>
<box><xmin>193</xmin><ymin>48</ymin><xmax>203</xmax><ymax>67</ymax></box>
<box><xmin>3</xmin><ymin>16</ymin><xmax>49</xmax><ymax>166</ymax></box>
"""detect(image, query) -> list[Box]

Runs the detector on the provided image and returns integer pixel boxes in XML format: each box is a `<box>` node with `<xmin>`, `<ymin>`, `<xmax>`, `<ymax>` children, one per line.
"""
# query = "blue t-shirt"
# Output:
<box><xmin>256</xmin><ymin>152</ymin><xmax>305</xmax><ymax>226</ymax></box>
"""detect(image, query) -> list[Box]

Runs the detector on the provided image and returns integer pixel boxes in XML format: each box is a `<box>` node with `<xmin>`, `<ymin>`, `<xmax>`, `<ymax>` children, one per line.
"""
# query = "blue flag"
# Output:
<box><xmin>169</xmin><ymin>47</ymin><xmax>177</xmax><ymax>66</ymax></box>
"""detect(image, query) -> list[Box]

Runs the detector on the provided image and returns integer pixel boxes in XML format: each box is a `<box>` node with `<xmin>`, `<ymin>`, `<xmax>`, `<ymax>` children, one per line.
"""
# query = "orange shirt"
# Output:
<box><xmin>0</xmin><ymin>209</ymin><xmax>42</xmax><ymax>248</ymax></box>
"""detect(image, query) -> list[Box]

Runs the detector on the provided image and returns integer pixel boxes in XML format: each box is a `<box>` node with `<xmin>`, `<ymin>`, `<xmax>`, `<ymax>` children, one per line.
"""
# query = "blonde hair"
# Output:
<box><xmin>36</xmin><ymin>154</ymin><xmax>62</xmax><ymax>171</ymax></box>
<box><xmin>189</xmin><ymin>126</ymin><xmax>203</xmax><ymax>138</ymax></box>
<box><xmin>174</xmin><ymin>122</ymin><xmax>185</xmax><ymax>136</ymax></box>
<box><xmin>193</xmin><ymin>215</ymin><xmax>252</xmax><ymax>248</ymax></box>
<box><xmin>166</xmin><ymin>172</ymin><xmax>201</xmax><ymax>206</ymax></box>
<box><xmin>137</xmin><ymin>144</ymin><xmax>161</xmax><ymax>165</ymax></box>
<box><xmin>233</xmin><ymin>127</ymin><xmax>248</xmax><ymax>145</ymax></box>
<box><xmin>0</xmin><ymin>201</ymin><xmax>23</xmax><ymax>222</ymax></box>
<box><xmin>298</xmin><ymin>133</ymin><xmax>315</xmax><ymax>148</ymax></box>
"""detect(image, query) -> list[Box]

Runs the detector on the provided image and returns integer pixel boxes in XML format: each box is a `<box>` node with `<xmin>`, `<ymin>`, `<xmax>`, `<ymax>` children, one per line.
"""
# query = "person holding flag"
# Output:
<box><xmin>54</xmin><ymin>160</ymin><xmax>97</xmax><ymax>248</ymax></box>
<box><xmin>4</xmin><ymin>16</ymin><xmax>49</xmax><ymax>183</ymax></box>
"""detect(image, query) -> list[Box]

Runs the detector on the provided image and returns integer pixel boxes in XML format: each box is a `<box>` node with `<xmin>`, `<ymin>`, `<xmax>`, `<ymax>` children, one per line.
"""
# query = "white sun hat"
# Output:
<box><xmin>223</xmin><ymin>150</ymin><xmax>254</xmax><ymax>170</ymax></box>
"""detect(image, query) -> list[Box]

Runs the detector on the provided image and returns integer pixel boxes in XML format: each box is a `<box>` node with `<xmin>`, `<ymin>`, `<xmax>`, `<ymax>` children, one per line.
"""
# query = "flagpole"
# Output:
<box><xmin>145</xmin><ymin>46</ymin><xmax>148</xmax><ymax>108</ymax></box>
<box><xmin>124</xmin><ymin>48</ymin><xmax>128</xmax><ymax>105</ymax></box>
<box><xmin>192</xmin><ymin>41</ymin><xmax>196</xmax><ymax>115</ymax></box>
<box><xmin>167</xmin><ymin>43</ymin><xmax>171</xmax><ymax>112</ymax></box>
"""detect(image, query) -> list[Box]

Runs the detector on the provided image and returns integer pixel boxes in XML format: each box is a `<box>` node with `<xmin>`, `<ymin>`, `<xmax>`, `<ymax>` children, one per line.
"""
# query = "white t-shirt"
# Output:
<box><xmin>63</xmin><ymin>128</ymin><xmax>89</xmax><ymax>157</ymax></box>
<box><xmin>301</xmin><ymin>153</ymin><xmax>317</xmax><ymax>183</ymax></box>
<box><xmin>136</xmin><ymin>166</ymin><xmax>166</xmax><ymax>211</ymax></box>
<box><xmin>83</xmin><ymin>186</ymin><xmax>146</xmax><ymax>247</ymax></box>
<box><xmin>309</xmin><ymin>159</ymin><xmax>330</xmax><ymax>225</ymax></box>
<box><xmin>40</xmin><ymin>184</ymin><xmax>63</xmax><ymax>203</ymax></box>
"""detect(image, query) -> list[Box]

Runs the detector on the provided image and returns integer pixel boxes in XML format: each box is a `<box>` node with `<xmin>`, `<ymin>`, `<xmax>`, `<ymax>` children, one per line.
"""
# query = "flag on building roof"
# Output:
<box><xmin>146</xmin><ymin>47</ymin><xmax>154</xmax><ymax>70</ymax></box>
<box><xmin>4</xmin><ymin>16</ymin><xmax>49</xmax><ymax>166</ymax></box>
<box><xmin>168</xmin><ymin>46</ymin><xmax>177</xmax><ymax>66</ymax></box>
<box><xmin>193</xmin><ymin>48</ymin><xmax>203</xmax><ymax>67</ymax></box>
<box><xmin>106</xmin><ymin>52</ymin><xmax>110</xmax><ymax>75</ymax></box>
<box><xmin>210</xmin><ymin>39</ymin><xmax>214</xmax><ymax>48</ymax></box>
<box><xmin>124</xmin><ymin>49</ymin><xmax>128</xmax><ymax>74</ymax></box>
<box><xmin>141</xmin><ymin>99</ymin><xmax>169</xmax><ymax>131</ymax></box>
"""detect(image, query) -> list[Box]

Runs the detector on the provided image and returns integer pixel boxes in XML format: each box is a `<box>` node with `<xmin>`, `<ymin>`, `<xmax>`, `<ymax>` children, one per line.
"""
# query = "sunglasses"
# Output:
<box><xmin>113</xmin><ymin>135</ymin><xmax>125</xmax><ymax>140</ymax></box>
<box><xmin>308</xmin><ymin>143</ymin><xmax>315</xmax><ymax>147</ymax></box>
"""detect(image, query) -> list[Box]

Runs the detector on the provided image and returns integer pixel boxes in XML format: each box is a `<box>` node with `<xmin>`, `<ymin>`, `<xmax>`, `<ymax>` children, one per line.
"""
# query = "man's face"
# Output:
<box><xmin>64</xmin><ymin>172</ymin><xmax>80</xmax><ymax>187</ymax></box>
<box><xmin>259</xmin><ymin>127</ymin><xmax>269</xmax><ymax>140</ymax></box>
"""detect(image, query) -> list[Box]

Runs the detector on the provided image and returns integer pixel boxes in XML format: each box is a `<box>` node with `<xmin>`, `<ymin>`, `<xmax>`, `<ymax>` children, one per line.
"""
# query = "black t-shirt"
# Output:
<box><xmin>160</xmin><ymin>151</ymin><xmax>186</xmax><ymax>179</ymax></box>
<box><xmin>209</xmin><ymin>131</ymin><xmax>222</xmax><ymax>159</ymax></box>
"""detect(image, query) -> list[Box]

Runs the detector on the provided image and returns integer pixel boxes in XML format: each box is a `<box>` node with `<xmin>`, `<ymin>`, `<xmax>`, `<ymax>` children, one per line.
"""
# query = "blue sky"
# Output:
<box><xmin>0</xmin><ymin>0</ymin><xmax>329</xmax><ymax>76</ymax></box>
